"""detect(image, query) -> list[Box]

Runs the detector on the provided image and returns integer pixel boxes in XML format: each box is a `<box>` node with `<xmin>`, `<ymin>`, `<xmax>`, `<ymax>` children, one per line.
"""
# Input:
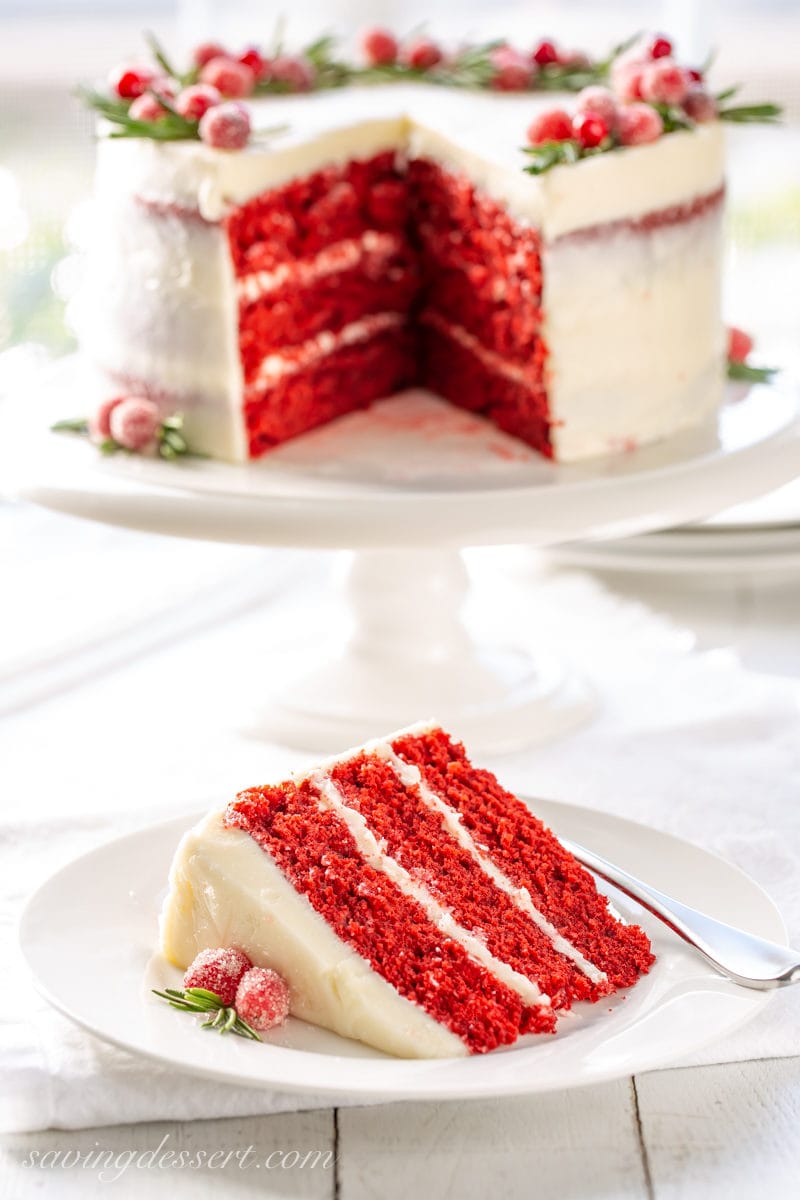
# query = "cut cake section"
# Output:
<box><xmin>160</xmin><ymin>722</ymin><xmax>654</xmax><ymax>1058</ymax></box>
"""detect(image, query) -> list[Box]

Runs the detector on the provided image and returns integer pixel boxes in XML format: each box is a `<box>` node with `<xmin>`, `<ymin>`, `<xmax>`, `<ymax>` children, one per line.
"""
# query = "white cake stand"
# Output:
<box><xmin>4</xmin><ymin>361</ymin><xmax>800</xmax><ymax>752</ymax></box>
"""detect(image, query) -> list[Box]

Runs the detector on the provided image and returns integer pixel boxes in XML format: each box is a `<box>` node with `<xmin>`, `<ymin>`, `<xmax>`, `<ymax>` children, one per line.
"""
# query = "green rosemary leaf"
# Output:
<box><xmin>727</xmin><ymin>361</ymin><xmax>778</xmax><ymax>383</ymax></box>
<box><xmin>98</xmin><ymin>439</ymin><xmax>119</xmax><ymax>455</ymax></box>
<box><xmin>521</xmin><ymin>139</ymin><xmax>581</xmax><ymax>175</ymax></box>
<box><xmin>718</xmin><ymin>102</ymin><xmax>782</xmax><ymax>124</ymax></box>
<box><xmin>51</xmin><ymin>417</ymin><xmax>89</xmax><ymax>434</ymax></box>
<box><xmin>144</xmin><ymin>30</ymin><xmax>180</xmax><ymax>81</ymax></box>
<box><xmin>714</xmin><ymin>83</ymin><xmax>739</xmax><ymax>103</ymax></box>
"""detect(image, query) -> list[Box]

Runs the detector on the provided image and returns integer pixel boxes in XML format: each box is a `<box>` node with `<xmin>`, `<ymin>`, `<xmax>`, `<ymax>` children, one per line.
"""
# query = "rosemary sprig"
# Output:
<box><xmin>51</xmin><ymin>412</ymin><xmax>202</xmax><ymax>461</ymax></box>
<box><xmin>521</xmin><ymin>138</ymin><xmax>581</xmax><ymax>175</ymax></box>
<box><xmin>51</xmin><ymin>417</ymin><xmax>89</xmax><ymax>435</ymax></box>
<box><xmin>727</xmin><ymin>361</ymin><xmax>778</xmax><ymax>384</ymax></box>
<box><xmin>152</xmin><ymin>986</ymin><xmax>262</xmax><ymax>1040</ymax></box>
<box><xmin>80</xmin><ymin>87</ymin><xmax>201</xmax><ymax>141</ymax></box>
<box><xmin>718</xmin><ymin>101</ymin><xmax>782</xmax><ymax>124</ymax></box>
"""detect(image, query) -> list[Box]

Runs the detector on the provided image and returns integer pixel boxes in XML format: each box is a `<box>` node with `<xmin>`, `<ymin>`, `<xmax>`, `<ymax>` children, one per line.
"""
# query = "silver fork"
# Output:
<box><xmin>560</xmin><ymin>836</ymin><xmax>800</xmax><ymax>990</ymax></box>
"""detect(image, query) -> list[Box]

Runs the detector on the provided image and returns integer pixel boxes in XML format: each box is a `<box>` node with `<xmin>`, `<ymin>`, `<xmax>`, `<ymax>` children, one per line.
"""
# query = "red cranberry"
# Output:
<box><xmin>265</xmin><ymin>56</ymin><xmax>315</xmax><ymax>91</ymax></box>
<box><xmin>575</xmin><ymin>86</ymin><xmax>618</xmax><ymax>129</ymax></box>
<box><xmin>612</xmin><ymin>59</ymin><xmax>647</xmax><ymax>102</ymax></box>
<box><xmin>686</xmin><ymin>67</ymin><xmax>703</xmax><ymax>83</ymax></box>
<box><xmin>616</xmin><ymin>103</ymin><xmax>664</xmax><ymax>146</ymax></box>
<box><xmin>640</xmin><ymin>58</ymin><xmax>689</xmax><ymax>105</ymax></box>
<box><xmin>490</xmin><ymin>46</ymin><xmax>532</xmax><ymax>92</ymax></box>
<box><xmin>235</xmin><ymin>967</ymin><xmax>290</xmax><ymax>1032</ymax></box>
<box><xmin>108</xmin><ymin>64</ymin><xmax>155</xmax><ymax>100</ymax></box>
<box><xmin>403</xmin><ymin>39</ymin><xmax>443</xmax><ymax>71</ymax></box>
<box><xmin>89</xmin><ymin>396</ymin><xmax>124</xmax><ymax>442</ymax></box>
<box><xmin>573</xmin><ymin>112</ymin><xmax>609</xmax><ymax>148</ymax></box>
<box><xmin>200</xmin><ymin>56</ymin><xmax>255</xmax><ymax>99</ymax></box>
<box><xmin>362</xmin><ymin>28</ymin><xmax>399</xmax><ymax>66</ymax></box>
<box><xmin>649</xmin><ymin>35</ymin><xmax>673</xmax><ymax>59</ymax></box>
<box><xmin>683</xmin><ymin>86</ymin><xmax>717</xmax><ymax>122</ymax></box>
<box><xmin>199</xmin><ymin>100</ymin><xmax>251</xmax><ymax>149</ymax></box>
<box><xmin>193</xmin><ymin>42</ymin><xmax>228</xmax><ymax>68</ymax></box>
<box><xmin>183</xmin><ymin>947</ymin><xmax>252</xmax><ymax>1006</ymax></box>
<box><xmin>526</xmin><ymin>108</ymin><xmax>574</xmax><ymax>144</ymax></box>
<box><xmin>108</xmin><ymin>397</ymin><xmax>161</xmax><ymax>451</ymax></box>
<box><xmin>128</xmin><ymin>93</ymin><xmax>167</xmax><ymax>121</ymax></box>
<box><xmin>175</xmin><ymin>83</ymin><xmax>222</xmax><ymax>121</ymax></box>
<box><xmin>239</xmin><ymin>47</ymin><xmax>266</xmax><ymax>77</ymax></box>
<box><xmin>532</xmin><ymin>39</ymin><xmax>559</xmax><ymax>67</ymax></box>
<box><xmin>728</xmin><ymin>326</ymin><xmax>754</xmax><ymax>364</ymax></box>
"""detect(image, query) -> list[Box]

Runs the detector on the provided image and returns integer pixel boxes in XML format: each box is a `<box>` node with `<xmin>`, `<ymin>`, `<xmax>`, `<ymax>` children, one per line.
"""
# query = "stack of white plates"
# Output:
<box><xmin>547</xmin><ymin>479</ymin><xmax>800</xmax><ymax>580</ymax></box>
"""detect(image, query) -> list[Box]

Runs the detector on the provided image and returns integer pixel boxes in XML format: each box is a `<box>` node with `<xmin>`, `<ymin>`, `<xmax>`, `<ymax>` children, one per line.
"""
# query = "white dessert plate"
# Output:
<box><xmin>3</xmin><ymin>357</ymin><xmax>800</xmax><ymax>548</ymax></box>
<box><xmin>19</xmin><ymin>798</ymin><xmax>784</xmax><ymax>1100</ymax></box>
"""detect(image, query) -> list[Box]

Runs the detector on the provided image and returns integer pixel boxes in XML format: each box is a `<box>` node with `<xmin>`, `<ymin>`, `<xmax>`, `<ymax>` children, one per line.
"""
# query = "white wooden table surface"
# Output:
<box><xmin>2</xmin><ymin>507</ymin><xmax>799</xmax><ymax>1199</ymax></box>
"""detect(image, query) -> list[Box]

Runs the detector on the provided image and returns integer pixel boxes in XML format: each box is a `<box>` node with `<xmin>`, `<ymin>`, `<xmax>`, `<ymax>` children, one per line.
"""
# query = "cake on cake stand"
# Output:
<box><xmin>5</xmin><ymin>361</ymin><xmax>799</xmax><ymax>752</ymax></box>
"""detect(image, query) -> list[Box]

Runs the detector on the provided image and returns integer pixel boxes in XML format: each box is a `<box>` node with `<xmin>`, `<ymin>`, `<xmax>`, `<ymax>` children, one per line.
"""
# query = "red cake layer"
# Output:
<box><xmin>245</xmin><ymin>322</ymin><xmax>416</xmax><ymax>457</ymax></box>
<box><xmin>329</xmin><ymin>753</ymin><xmax>604</xmax><ymax>1008</ymax></box>
<box><xmin>408</xmin><ymin>158</ymin><xmax>545</xmax><ymax>364</ymax></box>
<box><xmin>238</xmin><ymin>244</ymin><xmax>419</xmax><ymax>374</ymax></box>
<box><xmin>225</xmin><ymin>151</ymin><xmax>409</xmax><ymax>275</ymax></box>
<box><xmin>421</xmin><ymin>318</ymin><xmax>552</xmax><ymax>457</ymax></box>
<box><xmin>224</xmin><ymin>151</ymin><xmax>554</xmax><ymax>455</ymax></box>
<box><xmin>225</xmin><ymin>779</ymin><xmax>554</xmax><ymax>1053</ymax></box>
<box><xmin>391</xmin><ymin>728</ymin><xmax>655</xmax><ymax>989</ymax></box>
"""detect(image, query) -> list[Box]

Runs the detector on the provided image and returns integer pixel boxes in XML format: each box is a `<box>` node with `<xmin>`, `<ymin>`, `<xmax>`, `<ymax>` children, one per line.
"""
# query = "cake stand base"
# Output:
<box><xmin>248</xmin><ymin>549</ymin><xmax>594</xmax><ymax>754</ymax></box>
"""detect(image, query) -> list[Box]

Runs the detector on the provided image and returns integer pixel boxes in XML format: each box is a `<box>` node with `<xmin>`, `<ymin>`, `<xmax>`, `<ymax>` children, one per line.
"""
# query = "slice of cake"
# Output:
<box><xmin>160</xmin><ymin>723</ymin><xmax>654</xmax><ymax>1057</ymax></box>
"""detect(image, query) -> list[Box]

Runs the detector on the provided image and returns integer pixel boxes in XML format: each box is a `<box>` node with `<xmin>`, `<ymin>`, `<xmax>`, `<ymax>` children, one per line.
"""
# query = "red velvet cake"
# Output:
<box><xmin>161</xmin><ymin>723</ymin><xmax>654</xmax><ymax>1057</ymax></box>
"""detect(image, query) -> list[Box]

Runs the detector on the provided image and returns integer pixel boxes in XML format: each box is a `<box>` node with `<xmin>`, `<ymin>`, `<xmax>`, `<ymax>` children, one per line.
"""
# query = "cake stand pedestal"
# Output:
<box><xmin>5</xmin><ymin>368</ymin><xmax>800</xmax><ymax>752</ymax></box>
<box><xmin>251</xmin><ymin>548</ymin><xmax>592</xmax><ymax>753</ymax></box>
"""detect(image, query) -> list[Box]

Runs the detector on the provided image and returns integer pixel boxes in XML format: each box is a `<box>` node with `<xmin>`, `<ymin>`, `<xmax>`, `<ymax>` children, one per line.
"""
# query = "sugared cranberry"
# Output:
<box><xmin>183</xmin><ymin>947</ymin><xmax>252</xmax><ymax>1006</ymax></box>
<box><xmin>573</xmin><ymin>112</ymin><xmax>609</xmax><ymax>148</ymax></box>
<box><xmin>265</xmin><ymin>56</ymin><xmax>315</xmax><ymax>91</ymax></box>
<box><xmin>175</xmin><ymin>83</ymin><xmax>222</xmax><ymax>121</ymax></box>
<box><xmin>616</xmin><ymin>102</ymin><xmax>664</xmax><ymax>146</ymax></box>
<box><xmin>89</xmin><ymin>396</ymin><xmax>124</xmax><ymax>442</ymax></box>
<box><xmin>193</xmin><ymin>42</ymin><xmax>228</xmax><ymax>68</ymax></box>
<box><xmin>683</xmin><ymin>86</ymin><xmax>717</xmax><ymax>123</ymax></box>
<box><xmin>532</xmin><ymin>39</ymin><xmax>559</xmax><ymax>67</ymax></box>
<box><xmin>128</xmin><ymin>93</ymin><xmax>168</xmax><ymax>121</ymax></box>
<box><xmin>403</xmin><ymin>39</ymin><xmax>443</xmax><ymax>71</ymax></box>
<box><xmin>612</xmin><ymin>60</ymin><xmax>647</xmax><ymax>102</ymax></box>
<box><xmin>235</xmin><ymin>967</ymin><xmax>290</xmax><ymax>1032</ymax></box>
<box><xmin>728</xmin><ymin>326</ymin><xmax>754</xmax><ymax>364</ymax></box>
<box><xmin>640</xmin><ymin>58</ymin><xmax>689</xmax><ymax>105</ymax></box>
<box><xmin>239</xmin><ymin>47</ymin><xmax>266</xmax><ymax>77</ymax></box>
<box><xmin>362</xmin><ymin>27</ymin><xmax>399</xmax><ymax>66</ymax></box>
<box><xmin>108</xmin><ymin>64</ymin><xmax>155</xmax><ymax>100</ymax></box>
<box><xmin>575</xmin><ymin>85</ymin><xmax>618</xmax><ymax>129</ymax></box>
<box><xmin>108</xmin><ymin>397</ymin><xmax>161</xmax><ymax>451</ymax></box>
<box><xmin>558</xmin><ymin>48</ymin><xmax>591</xmax><ymax>69</ymax></box>
<box><xmin>199</xmin><ymin>101</ymin><xmax>251</xmax><ymax>150</ymax></box>
<box><xmin>200</xmin><ymin>56</ymin><xmax>255</xmax><ymax>98</ymax></box>
<box><xmin>526</xmin><ymin>108</ymin><xmax>574</xmax><ymax>144</ymax></box>
<box><xmin>490</xmin><ymin>46</ymin><xmax>532</xmax><ymax>92</ymax></box>
<box><xmin>649</xmin><ymin>35</ymin><xmax>673</xmax><ymax>60</ymax></box>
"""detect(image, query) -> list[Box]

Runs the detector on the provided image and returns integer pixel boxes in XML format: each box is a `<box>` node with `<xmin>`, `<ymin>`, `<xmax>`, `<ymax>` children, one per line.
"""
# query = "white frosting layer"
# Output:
<box><xmin>237</xmin><ymin>229</ymin><xmax>402</xmax><ymax>301</ymax></box>
<box><xmin>544</xmin><ymin>201</ymin><xmax>725</xmax><ymax>460</ymax></box>
<box><xmin>248</xmin><ymin>311</ymin><xmax>403</xmax><ymax>389</ymax></box>
<box><xmin>95</xmin><ymin>86</ymin><xmax>724</xmax><ymax>239</ymax></box>
<box><xmin>160</xmin><ymin>811</ymin><xmax>467</xmax><ymax>1058</ymax></box>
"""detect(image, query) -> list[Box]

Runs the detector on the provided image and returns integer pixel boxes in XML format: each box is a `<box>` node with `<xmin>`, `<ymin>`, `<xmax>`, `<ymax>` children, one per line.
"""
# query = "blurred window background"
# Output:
<box><xmin>0</xmin><ymin>0</ymin><xmax>798</xmax><ymax>397</ymax></box>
